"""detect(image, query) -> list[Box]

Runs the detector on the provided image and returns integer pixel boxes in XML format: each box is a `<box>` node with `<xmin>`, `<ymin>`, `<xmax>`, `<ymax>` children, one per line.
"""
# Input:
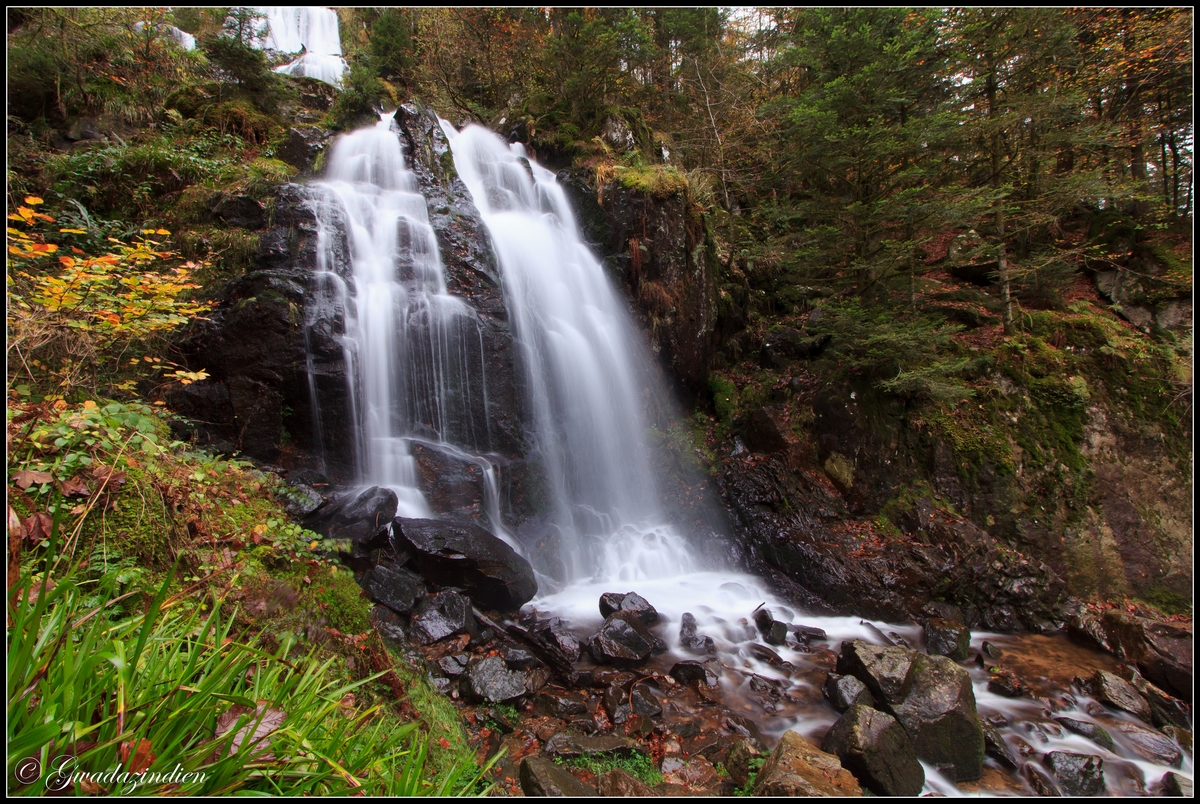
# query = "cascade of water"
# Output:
<box><xmin>442</xmin><ymin>122</ymin><xmax>698</xmax><ymax>583</ymax></box>
<box><xmin>308</xmin><ymin>113</ymin><xmax>504</xmax><ymax>535</ymax></box>
<box><xmin>251</xmin><ymin>7</ymin><xmax>348</xmax><ymax>88</ymax></box>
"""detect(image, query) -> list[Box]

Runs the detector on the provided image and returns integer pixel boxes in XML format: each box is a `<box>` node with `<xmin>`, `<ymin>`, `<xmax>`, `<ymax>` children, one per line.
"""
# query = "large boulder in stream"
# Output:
<box><xmin>837</xmin><ymin>640</ymin><xmax>985</xmax><ymax>782</ymax></box>
<box><xmin>752</xmin><ymin>730</ymin><xmax>862</xmax><ymax>796</ymax></box>
<box><xmin>392</xmin><ymin>517</ymin><xmax>536</xmax><ymax>612</ymax></box>
<box><xmin>822</xmin><ymin>704</ymin><xmax>924</xmax><ymax>797</ymax></box>
<box><xmin>1101</xmin><ymin>610</ymin><xmax>1193</xmax><ymax>702</ymax></box>
<box><xmin>588</xmin><ymin>611</ymin><xmax>666</xmax><ymax>666</ymax></box>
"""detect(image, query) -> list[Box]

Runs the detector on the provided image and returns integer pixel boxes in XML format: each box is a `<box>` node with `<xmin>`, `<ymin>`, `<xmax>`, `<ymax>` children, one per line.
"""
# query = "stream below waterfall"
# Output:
<box><xmin>295</xmin><ymin>106</ymin><xmax>1192</xmax><ymax>797</ymax></box>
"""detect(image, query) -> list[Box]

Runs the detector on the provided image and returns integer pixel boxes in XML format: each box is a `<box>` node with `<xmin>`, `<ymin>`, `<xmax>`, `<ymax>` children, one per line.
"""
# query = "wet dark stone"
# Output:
<box><xmin>409</xmin><ymin>590</ymin><xmax>475</xmax><ymax>645</ymax></box>
<box><xmin>533</xmin><ymin>691</ymin><xmax>588</xmax><ymax>719</ymax></box>
<box><xmin>1101</xmin><ymin>611</ymin><xmax>1192</xmax><ymax>702</ymax></box>
<box><xmin>1129</xmin><ymin>673</ymin><xmax>1192</xmax><ymax>730</ymax></box>
<box><xmin>1022</xmin><ymin>762</ymin><xmax>1063</xmax><ymax>796</ymax></box>
<box><xmin>524</xmin><ymin>666</ymin><xmax>551</xmax><ymax>695</ymax></box>
<box><xmin>392</xmin><ymin>517</ymin><xmax>537</xmax><ymax>612</ymax></box>
<box><xmin>528</xmin><ymin>617</ymin><xmax>582</xmax><ymax>672</ymax></box>
<box><xmin>724</xmin><ymin>714</ymin><xmax>766</xmax><ymax>743</ymax></box>
<box><xmin>588</xmin><ymin>612</ymin><xmax>665</xmax><ymax>666</ymax></box>
<box><xmin>437</xmin><ymin>653</ymin><xmax>468</xmax><ymax>677</ymax></box>
<box><xmin>981</xmin><ymin>640</ymin><xmax>1003</xmax><ymax>660</ymax></box>
<box><xmin>725</xmin><ymin>737</ymin><xmax>764</xmax><ymax>788</ymax></box>
<box><xmin>304</xmin><ymin>486</ymin><xmax>397</xmax><ymax>545</ymax></box>
<box><xmin>1162</xmin><ymin>772</ymin><xmax>1193</xmax><ymax>797</ymax></box>
<box><xmin>925</xmin><ymin>618</ymin><xmax>971</xmax><ymax>662</ymax></box>
<box><xmin>1068</xmin><ymin>613</ymin><xmax>1111</xmax><ymax>653</ymax></box>
<box><xmin>1114</xmin><ymin>722</ymin><xmax>1183</xmax><ymax>767</ymax></box>
<box><xmin>824</xmin><ymin>673</ymin><xmax>876</xmax><ymax>713</ymax></box>
<box><xmin>212</xmin><ymin>194</ymin><xmax>265</xmax><ymax>230</ymax></box>
<box><xmin>680</xmin><ymin>612</ymin><xmax>716</xmax><ymax>655</ymax></box>
<box><xmin>1091</xmin><ymin>669</ymin><xmax>1152</xmax><ymax>722</ymax></box>
<box><xmin>629</xmin><ymin>684</ymin><xmax>662</xmax><ymax>717</ymax></box>
<box><xmin>1043</xmin><ymin>751</ymin><xmax>1105</xmax><ymax>797</ymax></box>
<box><xmin>467</xmin><ymin>655</ymin><xmax>527</xmax><ymax>703</ymax></box>
<box><xmin>822</xmin><ymin>704</ymin><xmax>925</xmax><ymax>797</ymax></box>
<box><xmin>501</xmin><ymin>645</ymin><xmax>540</xmax><ymax>670</ymax></box>
<box><xmin>794</xmin><ymin>623</ymin><xmax>828</xmax><ymax>644</ymax></box>
<box><xmin>598</xmin><ymin>591</ymin><xmax>659</xmax><ymax>625</ymax></box>
<box><xmin>753</xmin><ymin>609</ymin><xmax>789</xmax><ymax>646</ymax></box>
<box><xmin>837</xmin><ymin>640</ymin><xmax>984</xmax><ymax>782</ymax></box>
<box><xmin>671</xmin><ymin>660</ymin><xmax>720</xmax><ymax>688</ymax></box>
<box><xmin>543</xmin><ymin>732</ymin><xmax>641</xmax><ymax>759</ymax></box>
<box><xmin>987</xmin><ymin>667</ymin><xmax>1028</xmax><ymax>698</ymax></box>
<box><xmin>276</xmin><ymin>126</ymin><xmax>329</xmax><ymax>174</ymax></box>
<box><xmin>981</xmin><ymin>723</ymin><xmax>1020</xmax><ymax>770</ymax></box>
<box><xmin>519</xmin><ymin>756</ymin><xmax>597</xmax><ymax>796</ymax></box>
<box><xmin>739</xmin><ymin>407</ymin><xmax>795</xmax><ymax>455</ymax></box>
<box><xmin>281</xmin><ymin>482</ymin><xmax>324</xmax><ymax>517</ymax></box>
<box><xmin>597</xmin><ymin>768</ymin><xmax>656</xmax><ymax>797</ymax></box>
<box><xmin>748</xmin><ymin>642</ymin><xmax>787</xmax><ymax>667</ymax></box>
<box><xmin>360</xmin><ymin>562</ymin><xmax>425</xmax><ymax>615</ymax></box>
<box><xmin>603</xmin><ymin>685</ymin><xmax>630</xmax><ymax>724</ymax></box>
<box><xmin>1052</xmin><ymin>717</ymin><xmax>1115</xmax><ymax>752</ymax></box>
<box><xmin>409</xmin><ymin>442</ymin><xmax>489</xmax><ymax>522</ymax></box>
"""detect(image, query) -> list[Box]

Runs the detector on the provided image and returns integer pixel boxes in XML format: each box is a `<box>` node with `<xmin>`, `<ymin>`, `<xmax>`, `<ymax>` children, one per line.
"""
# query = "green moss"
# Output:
<box><xmin>708</xmin><ymin>373</ymin><xmax>739</xmax><ymax>426</ymax></box>
<box><xmin>555</xmin><ymin>750</ymin><xmax>661</xmax><ymax>787</ymax></box>
<box><xmin>614</xmin><ymin>164</ymin><xmax>689</xmax><ymax>199</ymax></box>
<box><xmin>307</xmin><ymin>565</ymin><xmax>372</xmax><ymax>634</ymax></box>
<box><xmin>1139</xmin><ymin>586</ymin><xmax>1192</xmax><ymax>617</ymax></box>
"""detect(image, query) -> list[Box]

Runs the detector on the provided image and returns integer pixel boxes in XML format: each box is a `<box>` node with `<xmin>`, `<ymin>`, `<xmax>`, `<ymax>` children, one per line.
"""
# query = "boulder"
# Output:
<box><xmin>725</xmin><ymin>737</ymin><xmax>764</xmax><ymax>788</ymax></box>
<box><xmin>588</xmin><ymin>612</ymin><xmax>665</xmax><ymax>665</ymax></box>
<box><xmin>751</xmin><ymin>730</ymin><xmax>862</xmax><ymax>796</ymax></box>
<box><xmin>1022</xmin><ymin>763</ymin><xmax>1063</xmax><ymax>796</ymax></box>
<box><xmin>1043</xmin><ymin>751</ymin><xmax>1105</xmax><ymax>797</ymax></box>
<box><xmin>304</xmin><ymin>486</ymin><xmax>397</xmax><ymax>545</ymax></box>
<box><xmin>924</xmin><ymin>618</ymin><xmax>970</xmax><ymax>661</ymax></box>
<box><xmin>501</xmin><ymin>644</ymin><xmax>539</xmax><ymax>670</ymax></box>
<box><xmin>794</xmin><ymin>624</ymin><xmax>829</xmax><ymax>644</ymax></box>
<box><xmin>212</xmin><ymin>194</ymin><xmax>265</xmax><ymax>230</ymax></box>
<box><xmin>519</xmin><ymin>757</ymin><xmax>597</xmax><ymax>797</ymax></box>
<box><xmin>467</xmin><ymin>656</ymin><xmax>526</xmax><ymax>703</ymax></box>
<box><xmin>679</xmin><ymin>612</ymin><xmax>716</xmax><ymax>655</ymax></box>
<box><xmin>409</xmin><ymin>590</ymin><xmax>474</xmax><ymax>645</ymax></box>
<box><xmin>360</xmin><ymin>562</ymin><xmax>425</xmax><ymax>615</ymax></box>
<box><xmin>661</xmin><ymin>755</ymin><xmax>717</xmax><ymax>788</ymax></box>
<box><xmin>1129</xmin><ymin>672</ymin><xmax>1192</xmax><ymax>730</ymax></box>
<box><xmin>630</xmin><ymin>683</ymin><xmax>662</xmax><ymax>717</ymax></box>
<box><xmin>534</xmin><ymin>692</ymin><xmax>588</xmax><ymax>720</ymax></box>
<box><xmin>597</xmin><ymin>768</ymin><xmax>656</xmax><ymax>797</ymax></box>
<box><xmin>543</xmin><ymin>733</ymin><xmax>641</xmax><ymax>759</ymax></box>
<box><xmin>527</xmin><ymin>617</ymin><xmax>582</xmax><ymax>672</ymax></box>
<box><xmin>670</xmin><ymin>660</ymin><xmax>720</xmax><ymax>688</ymax></box>
<box><xmin>603</xmin><ymin>684</ymin><xmax>630</xmax><ymax>724</ymax></box>
<box><xmin>1162</xmin><ymin>772</ymin><xmax>1193</xmax><ymax>797</ymax></box>
<box><xmin>981</xmin><ymin>722</ymin><xmax>1020</xmax><ymax>770</ymax></box>
<box><xmin>438</xmin><ymin>653</ymin><xmax>468</xmax><ymax>677</ymax></box>
<box><xmin>822</xmin><ymin>704</ymin><xmax>924</xmax><ymax>797</ymax></box>
<box><xmin>753</xmin><ymin>609</ymin><xmax>789</xmax><ymax>645</ymax></box>
<box><xmin>598</xmin><ymin>591</ymin><xmax>659</xmax><ymax>625</ymax></box>
<box><xmin>986</xmin><ymin>667</ymin><xmax>1028</xmax><ymax>698</ymax></box>
<box><xmin>410</xmin><ymin>442</ymin><xmax>489</xmax><ymax>521</ymax></box>
<box><xmin>838</xmin><ymin>640</ymin><xmax>984</xmax><ymax>782</ymax></box>
<box><xmin>824</xmin><ymin>673</ymin><xmax>876</xmax><ymax>713</ymax></box>
<box><xmin>1091</xmin><ymin>669</ymin><xmax>1152</xmax><ymax>723</ymax></box>
<box><xmin>276</xmin><ymin>126</ymin><xmax>328</xmax><ymax>173</ymax></box>
<box><xmin>1101</xmin><ymin>611</ymin><xmax>1192</xmax><ymax>701</ymax></box>
<box><xmin>393</xmin><ymin>517</ymin><xmax>537</xmax><ymax>612</ymax></box>
<box><xmin>1114</xmin><ymin>722</ymin><xmax>1183</xmax><ymax>767</ymax></box>
<box><xmin>1052</xmin><ymin>717</ymin><xmax>1115</xmax><ymax>752</ymax></box>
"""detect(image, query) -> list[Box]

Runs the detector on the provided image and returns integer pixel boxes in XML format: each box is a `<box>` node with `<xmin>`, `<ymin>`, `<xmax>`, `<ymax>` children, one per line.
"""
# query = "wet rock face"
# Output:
<box><xmin>598</xmin><ymin>591</ymin><xmax>659</xmax><ymax>625</ymax></box>
<box><xmin>361</xmin><ymin>563</ymin><xmax>426</xmax><ymax>616</ymax></box>
<box><xmin>679</xmin><ymin>612</ymin><xmax>716</xmax><ymax>655</ymax></box>
<box><xmin>1053</xmin><ymin>717</ymin><xmax>1115</xmax><ymax>752</ymax></box>
<box><xmin>822</xmin><ymin>704</ymin><xmax>925</xmax><ymax>797</ymax></box>
<box><xmin>467</xmin><ymin>656</ymin><xmax>527</xmax><ymax>703</ymax></box>
<box><xmin>752</xmin><ymin>730</ymin><xmax>863</xmax><ymax>796</ymax></box>
<box><xmin>1043</xmin><ymin>751</ymin><xmax>1106</xmax><ymax>797</ymax></box>
<box><xmin>588</xmin><ymin>611</ymin><xmax>666</xmax><ymax>666</ymax></box>
<box><xmin>1090</xmin><ymin>669</ymin><xmax>1152</xmax><ymax>722</ymax></box>
<box><xmin>824</xmin><ymin>673</ymin><xmax>876</xmax><ymax>713</ymax></box>
<box><xmin>392</xmin><ymin>517</ymin><xmax>537</xmax><ymax>612</ymax></box>
<box><xmin>924</xmin><ymin>618</ymin><xmax>970</xmax><ymax>661</ymax></box>
<box><xmin>409</xmin><ymin>590</ymin><xmax>475</xmax><ymax>645</ymax></box>
<box><xmin>519</xmin><ymin>757</ymin><xmax>597</xmax><ymax>797</ymax></box>
<box><xmin>1101</xmin><ymin>611</ymin><xmax>1193</xmax><ymax>702</ymax></box>
<box><xmin>837</xmin><ymin>640</ymin><xmax>985</xmax><ymax>782</ymax></box>
<box><xmin>303</xmin><ymin>486</ymin><xmax>396</xmax><ymax>544</ymax></box>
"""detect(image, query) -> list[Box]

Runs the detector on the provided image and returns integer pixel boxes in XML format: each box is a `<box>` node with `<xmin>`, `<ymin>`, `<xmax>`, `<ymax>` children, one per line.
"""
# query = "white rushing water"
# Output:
<box><xmin>308</xmin><ymin>113</ymin><xmax>509</xmax><ymax>540</ymax></box>
<box><xmin>252</xmin><ymin>6</ymin><xmax>348</xmax><ymax>88</ymax></box>
<box><xmin>443</xmin><ymin>121</ymin><xmax>700</xmax><ymax>585</ymax></box>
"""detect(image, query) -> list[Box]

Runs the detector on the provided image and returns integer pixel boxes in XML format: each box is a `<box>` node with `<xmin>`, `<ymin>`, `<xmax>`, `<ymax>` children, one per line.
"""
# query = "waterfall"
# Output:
<box><xmin>442</xmin><ymin>122</ymin><xmax>698</xmax><ymax>584</ymax></box>
<box><xmin>308</xmin><ymin>113</ymin><xmax>508</xmax><ymax>540</ymax></box>
<box><xmin>251</xmin><ymin>7</ymin><xmax>348</xmax><ymax>88</ymax></box>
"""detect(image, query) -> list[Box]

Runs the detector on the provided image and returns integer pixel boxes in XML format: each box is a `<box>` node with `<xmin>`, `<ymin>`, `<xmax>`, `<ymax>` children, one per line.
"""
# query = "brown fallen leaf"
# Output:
<box><xmin>59</xmin><ymin>477</ymin><xmax>91</xmax><ymax>497</ymax></box>
<box><xmin>12</xmin><ymin>470</ymin><xmax>53</xmax><ymax>490</ymax></box>
<box><xmin>120</xmin><ymin>738</ymin><xmax>156</xmax><ymax>774</ymax></box>
<box><xmin>214</xmin><ymin>704</ymin><xmax>288</xmax><ymax>762</ymax></box>
<box><xmin>22</xmin><ymin>512</ymin><xmax>54</xmax><ymax>544</ymax></box>
<box><xmin>91</xmin><ymin>465</ymin><xmax>127</xmax><ymax>486</ymax></box>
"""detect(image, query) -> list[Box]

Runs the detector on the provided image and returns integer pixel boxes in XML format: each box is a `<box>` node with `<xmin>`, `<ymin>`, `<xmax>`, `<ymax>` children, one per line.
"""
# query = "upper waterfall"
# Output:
<box><xmin>442</xmin><ymin>122</ymin><xmax>699</xmax><ymax>583</ymax></box>
<box><xmin>251</xmin><ymin>7</ymin><xmax>348</xmax><ymax>88</ymax></box>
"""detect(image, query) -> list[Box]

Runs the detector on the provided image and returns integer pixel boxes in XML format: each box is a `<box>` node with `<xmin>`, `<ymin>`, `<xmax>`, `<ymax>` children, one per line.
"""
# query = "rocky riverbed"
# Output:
<box><xmin>301</xmin><ymin>484</ymin><xmax>1193</xmax><ymax>797</ymax></box>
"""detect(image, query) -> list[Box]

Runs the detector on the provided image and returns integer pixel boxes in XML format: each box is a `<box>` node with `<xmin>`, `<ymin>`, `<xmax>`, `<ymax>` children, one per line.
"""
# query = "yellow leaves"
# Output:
<box><xmin>24</xmin><ymin>196</ymin><xmax>44</xmax><ymax>206</ymax></box>
<box><xmin>59</xmin><ymin>228</ymin><xmax>88</xmax><ymax>235</ymax></box>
